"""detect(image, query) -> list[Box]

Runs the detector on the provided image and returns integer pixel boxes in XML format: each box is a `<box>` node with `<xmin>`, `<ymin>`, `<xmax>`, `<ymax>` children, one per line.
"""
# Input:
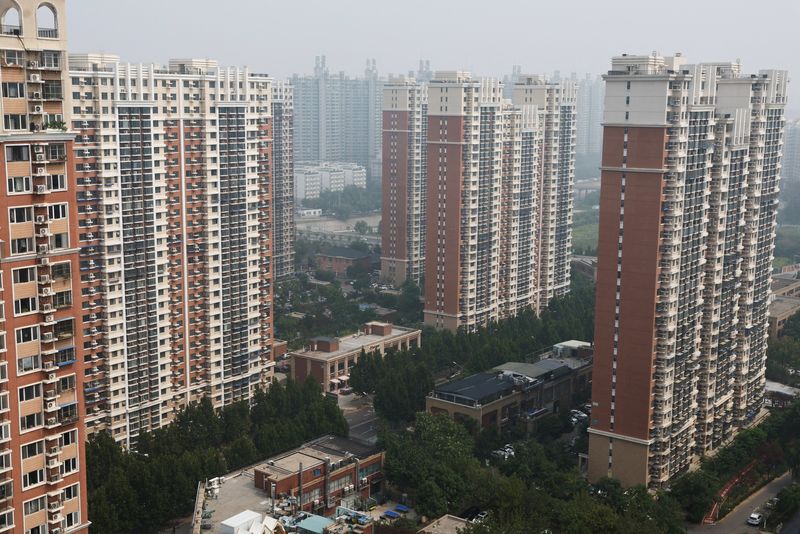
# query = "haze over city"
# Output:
<box><xmin>68</xmin><ymin>0</ymin><xmax>800</xmax><ymax>115</ymax></box>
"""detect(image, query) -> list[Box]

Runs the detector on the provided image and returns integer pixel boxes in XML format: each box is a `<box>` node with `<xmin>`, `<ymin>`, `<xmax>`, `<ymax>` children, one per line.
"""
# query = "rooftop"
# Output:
<box><xmin>769</xmin><ymin>296</ymin><xmax>800</xmax><ymax>318</ymax></box>
<box><xmin>766</xmin><ymin>380</ymin><xmax>800</xmax><ymax>397</ymax></box>
<box><xmin>433</xmin><ymin>372</ymin><xmax>514</xmax><ymax>404</ymax></box>
<box><xmin>772</xmin><ymin>274</ymin><xmax>800</xmax><ymax>293</ymax></box>
<box><xmin>494</xmin><ymin>359</ymin><xmax>572</xmax><ymax>380</ymax></box>
<box><xmin>291</xmin><ymin>323</ymin><xmax>420</xmax><ymax>362</ymax></box>
<box><xmin>255</xmin><ymin>435</ymin><xmax>380</xmax><ymax>481</ymax></box>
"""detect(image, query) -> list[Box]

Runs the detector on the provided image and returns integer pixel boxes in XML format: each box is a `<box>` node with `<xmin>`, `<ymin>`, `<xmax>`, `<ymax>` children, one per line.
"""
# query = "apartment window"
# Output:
<box><xmin>19</xmin><ymin>384</ymin><xmax>41</xmax><ymax>402</ymax></box>
<box><xmin>62</xmin><ymin>483</ymin><xmax>79</xmax><ymax>501</ymax></box>
<box><xmin>65</xmin><ymin>511</ymin><xmax>80</xmax><ymax>528</ymax></box>
<box><xmin>22</xmin><ymin>468</ymin><xmax>44</xmax><ymax>489</ymax></box>
<box><xmin>2</xmin><ymin>82</ymin><xmax>24</xmax><ymax>98</ymax></box>
<box><xmin>4</xmin><ymin>114</ymin><xmax>27</xmax><ymax>130</ymax></box>
<box><xmin>51</xmin><ymin>262</ymin><xmax>70</xmax><ymax>279</ymax></box>
<box><xmin>12</xmin><ymin>267</ymin><xmax>35</xmax><ymax>283</ymax></box>
<box><xmin>47</xmin><ymin>173</ymin><xmax>66</xmax><ymax>190</ymax></box>
<box><xmin>60</xmin><ymin>456</ymin><xmax>77</xmax><ymax>476</ymax></box>
<box><xmin>0</xmin><ymin>509</ymin><xmax>12</xmax><ymax>531</ymax></box>
<box><xmin>42</xmin><ymin>50</ymin><xmax>60</xmax><ymax>68</ymax></box>
<box><xmin>7</xmin><ymin>175</ymin><xmax>30</xmax><ymax>193</ymax></box>
<box><xmin>9</xmin><ymin>206</ymin><xmax>32</xmax><ymax>223</ymax></box>
<box><xmin>14</xmin><ymin>296</ymin><xmax>36</xmax><ymax>315</ymax></box>
<box><xmin>26</xmin><ymin>525</ymin><xmax>46</xmax><ymax>534</ymax></box>
<box><xmin>15</xmin><ymin>326</ymin><xmax>38</xmax><ymax>344</ymax></box>
<box><xmin>20</xmin><ymin>412</ymin><xmax>43</xmax><ymax>432</ymax></box>
<box><xmin>54</xmin><ymin>290</ymin><xmax>72</xmax><ymax>308</ymax></box>
<box><xmin>47</xmin><ymin>143</ymin><xmax>66</xmax><ymax>161</ymax></box>
<box><xmin>11</xmin><ymin>237</ymin><xmax>33</xmax><ymax>254</ymax></box>
<box><xmin>4</xmin><ymin>49</ymin><xmax>23</xmax><ymax>65</ymax></box>
<box><xmin>48</xmin><ymin>203</ymin><xmax>67</xmax><ymax>219</ymax></box>
<box><xmin>58</xmin><ymin>375</ymin><xmax>75</xmax><ymax>392</ymax></box>
<box><xmin>18</xmin><ymin>355</ymin><xmax>41</xmax><ymax>374</ymax></box>
<box><xmin>6</xmin><ymin>145</ymin><xmax>29</xmax><ymax>161</ymax></box>
<box><xmin>0</xmin><ymin>450</ymin><xmax>9</xmax><ymax>472</ymax></box>
<box><xmin>50</xmin><ymin>232</ymin><xmax>68</xmax><ymax>249</ymax></box>
<box><xmin>23</xmin><ymin>496</ymin><xmax>45</xmax><ymax>516</ymax></box>
<box><xmin>60</xmin><ymin>429</ymin><xmax>77</xmax><ymax>447</ymax></box>
<box><xmin>21</xmin><ymin>440</ymin><xmax>44</xmax><ymax>459</ymax></box>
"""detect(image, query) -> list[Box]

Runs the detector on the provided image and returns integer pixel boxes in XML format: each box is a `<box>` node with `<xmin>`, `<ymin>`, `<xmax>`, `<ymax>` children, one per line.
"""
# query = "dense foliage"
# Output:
<box><xmin>384</xmin><ymin>413</ymin><xmax>685</xmax><ymax>533</ymax></box>
<box><xmin>87</xmin><ymin>379</ymin><xmax>348</xmax><ymax>533</ymax></box>
<box><xmin>767</xmin><ymin>313</ymin><xmax>800</xmax><ymax>387</ymax></box>
<box><xmin>669</xmin><ymin>401</ymin><xmax>800</xmax><ymax>522</ymax></box>
<box><xmin>302</xmin><ymin>183</ymin><xmax>382</xmax><ymax>220</ymax></box>
<box><xmin>274</xmin><ymin>274</ymin><xmax>377</xmax><ymax>349</ymax></box>
<box><xmin>350</xmin><ymin>277</ymin><xmax>595</xmax><ymax>422</ymax></box>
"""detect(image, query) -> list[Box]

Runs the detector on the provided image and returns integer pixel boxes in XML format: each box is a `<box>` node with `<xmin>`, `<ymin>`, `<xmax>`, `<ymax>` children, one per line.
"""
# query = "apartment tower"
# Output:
<box><xmin>0</xmin><ymin>0</ymin><xmax>89</xmax><ymax>531</ymax></box>
<box><xmin>420</xmin><ymin>72</ymin><xmax>575</xmax><ymax>331</ymax></box>
<box><xmin>67</xmin><ymin>54</ymin><xmax>284</xmax><ymax>446</ymax></box>
<box><xmin>381</xmin><ymin>76</ymin><xmax>428</xmax><ymax>287</ymax></box>
<box><xmin>588</xmin><ymin>53</ymin><xmax>787</xmax><ymax>487</ymax></box>
<box><xmin>271</xmin><ymin>82</ymin><xmax>295</xmax><ymax>280</ymax></box>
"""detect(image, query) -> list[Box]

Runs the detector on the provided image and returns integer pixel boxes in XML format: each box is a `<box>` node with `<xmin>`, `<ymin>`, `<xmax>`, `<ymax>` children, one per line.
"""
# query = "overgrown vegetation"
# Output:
<box><xmin>669</xmin><ymin>401</ymin><xmax>800</xmax><ymax>523</ymax></box>
<box><xmin>302</xmin><ymin>182</ymin><xmax>382</xmax><ymax>220</ymax></box>
<box><xmin>350</xmin><ymin>276</ymin><xmax>595</xmax><ymax>423</ymax></box>
<box><xmin>87</xmin><ymin>379</ymin><xmax>348</xmax><ymax>533</ymax></box>
<box><xmin>383</xmin><ymin>412</ymin><xmax>686</xmax><ymax>532</ymax></box>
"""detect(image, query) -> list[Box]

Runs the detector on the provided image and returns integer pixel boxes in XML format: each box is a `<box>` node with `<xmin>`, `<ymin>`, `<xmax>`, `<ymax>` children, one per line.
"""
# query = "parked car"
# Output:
<box><xmin>473</xmin><ymin>511</ymin><xmax>488</xmax><ymax>523</ymax></box>
<box><xmin>747</xmin><ymin>512</ymin><xmax>763</xmax><ymax>526</ymax></box>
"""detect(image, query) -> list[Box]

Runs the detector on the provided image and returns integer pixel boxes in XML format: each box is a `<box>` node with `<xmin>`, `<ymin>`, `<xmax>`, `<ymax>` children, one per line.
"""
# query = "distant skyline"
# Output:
<box><xmin>67</xmin><ymin>0</ymin><xmax>798</xmax><ymax>116</ymax></box>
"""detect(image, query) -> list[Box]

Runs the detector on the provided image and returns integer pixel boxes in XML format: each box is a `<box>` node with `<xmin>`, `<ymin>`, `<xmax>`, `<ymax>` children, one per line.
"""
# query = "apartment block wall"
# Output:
<box><xmin>588</xmin><ymin>54</ymin><xmax>787</xmax><ymax>488</ymax></box>
<box><xmin>0</xmin><ymin>0</ymin><xmax>89</xmax><ymax>531</ymax></box>
<box><xmin>66</xmin><ymin>54</ymin><xmax>280</xmax><ymax>447</ymax></box>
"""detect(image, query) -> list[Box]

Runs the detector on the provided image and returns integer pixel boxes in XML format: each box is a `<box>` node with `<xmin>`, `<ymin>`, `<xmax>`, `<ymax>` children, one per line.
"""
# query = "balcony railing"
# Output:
<box><xmin>37</xmin><ymin>28</ymin><xmax>58</xmax><ymax>39</ymax></box>
<box><xmin>1</xmin><ymin>25</ymin><xmax>20</xmax><ymax>36</ymax></box>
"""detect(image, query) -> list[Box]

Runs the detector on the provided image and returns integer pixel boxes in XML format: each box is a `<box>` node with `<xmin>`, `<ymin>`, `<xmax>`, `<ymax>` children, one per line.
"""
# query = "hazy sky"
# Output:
<box><xmin>67</xmin><ymin>0</ymin><xmax>799</xmax><ymax>115</ymax></box>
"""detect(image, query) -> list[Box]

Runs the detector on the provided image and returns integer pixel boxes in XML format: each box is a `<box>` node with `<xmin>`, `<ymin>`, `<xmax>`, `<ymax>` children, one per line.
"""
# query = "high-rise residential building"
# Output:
<box><xmin>0</xmin><ymin>1</ymin><xmax>90</xmax><ymax>531</ymax></box>
<box><xmin>419</xmin><ymin>72</ymin><xmax>576</xmax><ymax>331</ymax></box>
<box><xmin>271</xmin><ymin>82</ymin><xmax>295</xmax><ymax>280</ymax></box>
<box><xmin>514</xmin><ymin>76</ymin><xmax>577</xmax><ymax>310</ymax></box>
<box><xmin>293</xmin><ymin>161</ymin><xmax>366</xmax><ymax>201</ymax></box>
<box><xmin>381</xmin><ymin>76</ymin><xmax>428</xmax><ymax>287</ymax></box>
<box><xmin>576</xmin><ymin>74</ymin><xmax>604</xmax><ymax>156</ymax></box>
<box><xmin>67</xmin><ymin>54</ymin><xmax>285</xmax><ymax>446</ymax></box>
<box><xmin>588</xmin><ymin>53</ymin><xmax>788</xmax><ymax>488</ymax></box>
<box><xmin>783</xmin><ymin>119</ymin><xmax>800</xmax><ymax>183</ymax></box>
<box><xmin>291</xmin><ymin>56</ymin><xmax>383</xmax><ymax>181</ymax></box>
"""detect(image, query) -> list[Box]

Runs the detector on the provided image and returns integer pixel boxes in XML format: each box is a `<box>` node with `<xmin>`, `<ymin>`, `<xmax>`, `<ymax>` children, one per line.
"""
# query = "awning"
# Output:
<box><xmin>329</xmin><ymin>378</ymin><xmax>340</xmax><ymax>385</ymax></box>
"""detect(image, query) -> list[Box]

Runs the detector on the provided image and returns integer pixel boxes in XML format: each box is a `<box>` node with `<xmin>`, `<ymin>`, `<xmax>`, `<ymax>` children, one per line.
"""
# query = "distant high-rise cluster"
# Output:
<box><xmin>588</xmin><ymin>53</ymin><xmax>788</xmax><ymax>488</ymax></box>
<box><xmin>68</xmin><ymin>54</ymin><xmax>291</xmax><ymax>446</ymax></box>
<box><xmin>291</xmin><ymin>56</ymin><xmax>383</xmax><ymax>181</ymax></box>
<box><xmin>382</xmin><ymin>72</ymin><xmax>576</xmax><ymax>331</ymax></box>
<box><xmin>576</xmin><ymin>74</ymin><xmax>605</xmax><ymax>156</ymax></box>
<box><xmin>0</xmin><ymin>0</ymin><xmax>90</xmax><ymax>531</ymax></box>
<box><xmin>784</xmin><ymin>119</ymin><xmax>800</xmax><ymax>183</ymax></box>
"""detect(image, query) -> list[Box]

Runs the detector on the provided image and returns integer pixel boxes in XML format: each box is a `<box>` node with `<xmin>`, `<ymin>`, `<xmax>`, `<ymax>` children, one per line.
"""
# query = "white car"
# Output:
<box><xmin>747</xmin><ymin>512</ymin><xmax>762</xmax><ymax>526</ymax></box>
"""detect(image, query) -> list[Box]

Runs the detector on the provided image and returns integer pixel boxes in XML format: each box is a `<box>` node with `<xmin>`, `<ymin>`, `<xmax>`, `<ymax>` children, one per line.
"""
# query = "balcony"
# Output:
<box><xmin>1</xmin><ymin>24</ymin><xmax>20</xmax><ymax>36</ymax></box>
<box><xmin>37</xmin><ymin>28</ymin><xmax>58</xmax><ymax>39</ymax></box>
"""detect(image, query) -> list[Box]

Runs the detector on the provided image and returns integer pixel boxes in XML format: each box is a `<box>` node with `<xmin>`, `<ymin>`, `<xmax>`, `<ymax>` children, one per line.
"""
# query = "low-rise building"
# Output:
<box><xmin>769</xmin><ymin>296</ymin><xmax>800</xmax><ymax>338</ymax></box>
<box><xmin>426</xmin><ymin>341</ymin><xmax>592</xmax><ymax>430</ymax></box>
<box><xmin>253</xmin><ymin>435</ymin><xmax>385</xmax><ymax>517</ymax></box>
<box><xmin>315</xmin><ymin>247</ymin><xmax>372</xmax><ymax>277</ymax></box>
<box><xmin>291</xmin><ymin>322</ymin><xmax>422</xmax><ymax>393</ymax></box>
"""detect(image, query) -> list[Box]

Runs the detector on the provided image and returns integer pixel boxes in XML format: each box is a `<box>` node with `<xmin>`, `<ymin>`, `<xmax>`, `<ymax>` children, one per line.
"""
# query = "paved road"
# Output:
<box><xmin>339</xmin><ymin>394</ymin><xmax>379</xmax><ymax>444</ymax></box>
<box><xmin>688</xmin><ymin>471</ymin><xmax>793</xmax><ymax>533</ymax></box>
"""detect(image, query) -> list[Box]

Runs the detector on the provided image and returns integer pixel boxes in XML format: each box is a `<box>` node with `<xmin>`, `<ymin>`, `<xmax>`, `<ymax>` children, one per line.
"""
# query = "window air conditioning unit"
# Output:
<box><xmin>38</xmin><ymin>244</ymin><xmax>49</xmax><ymax>254</ymax></box>
<box><xmin>29</xmin><ymin>60</ymin><xmax>39</xmax><ymax>68</ymax></box>
<box><xmin>43</xmin><ymin>304</ymin><xmax>54</xmax><ymax>313</ymax></box>
<box><xmin>34</xmin><ymin>145</ymin><xmax>44</xmax><ymax>154</ymax></box>
<box><xmin>30</xmin><ymin>74</ymin><xmax>41</xmax><ymax>82</ymax></box>
<box><xmin>35</xmin><ymin>214</ymin><xmax>46</xmax><ymax>224</ymax></box>
<box><xmin>35</xmin><ymin>185</ymin><xmax>46</xmax><ymax>194</ymax></box>
<box><xmin>35</xmin><ymin>167</ymin><xmax>46</xmax><ymax>176</ymax></box>
<box><xmin>36</xmin><ymin>153</ymin><xmax>45</xmax><ymax>161</ymax></box>
<box><xmin>39</xmin><ymin>257</ymin><xmax>50</xmax><ymax>266</ymax></box>
<box><xmin>32</xmin><ymin>91</ymin><xmax>41</xmax><ymax>99</ymax></box>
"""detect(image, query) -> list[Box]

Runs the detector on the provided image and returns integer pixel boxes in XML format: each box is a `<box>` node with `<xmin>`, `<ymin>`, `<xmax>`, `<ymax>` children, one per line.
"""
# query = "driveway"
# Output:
<box><xmin>688</xmin><ymin>471</ymin><xmax>793</xmax><ymax>533</ymax></box>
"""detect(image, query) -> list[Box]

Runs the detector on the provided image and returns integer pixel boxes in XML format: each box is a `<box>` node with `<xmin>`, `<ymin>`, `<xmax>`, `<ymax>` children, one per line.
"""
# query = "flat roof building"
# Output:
<box><xmin>426</xmin><ymin>342</ymin><xmax>592</xmax><ymax>430</ymax></box>
<box><xmin>291</xmin><ymin>322</ymin><xmax>421</xmax><ymax>394</ymax></box>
